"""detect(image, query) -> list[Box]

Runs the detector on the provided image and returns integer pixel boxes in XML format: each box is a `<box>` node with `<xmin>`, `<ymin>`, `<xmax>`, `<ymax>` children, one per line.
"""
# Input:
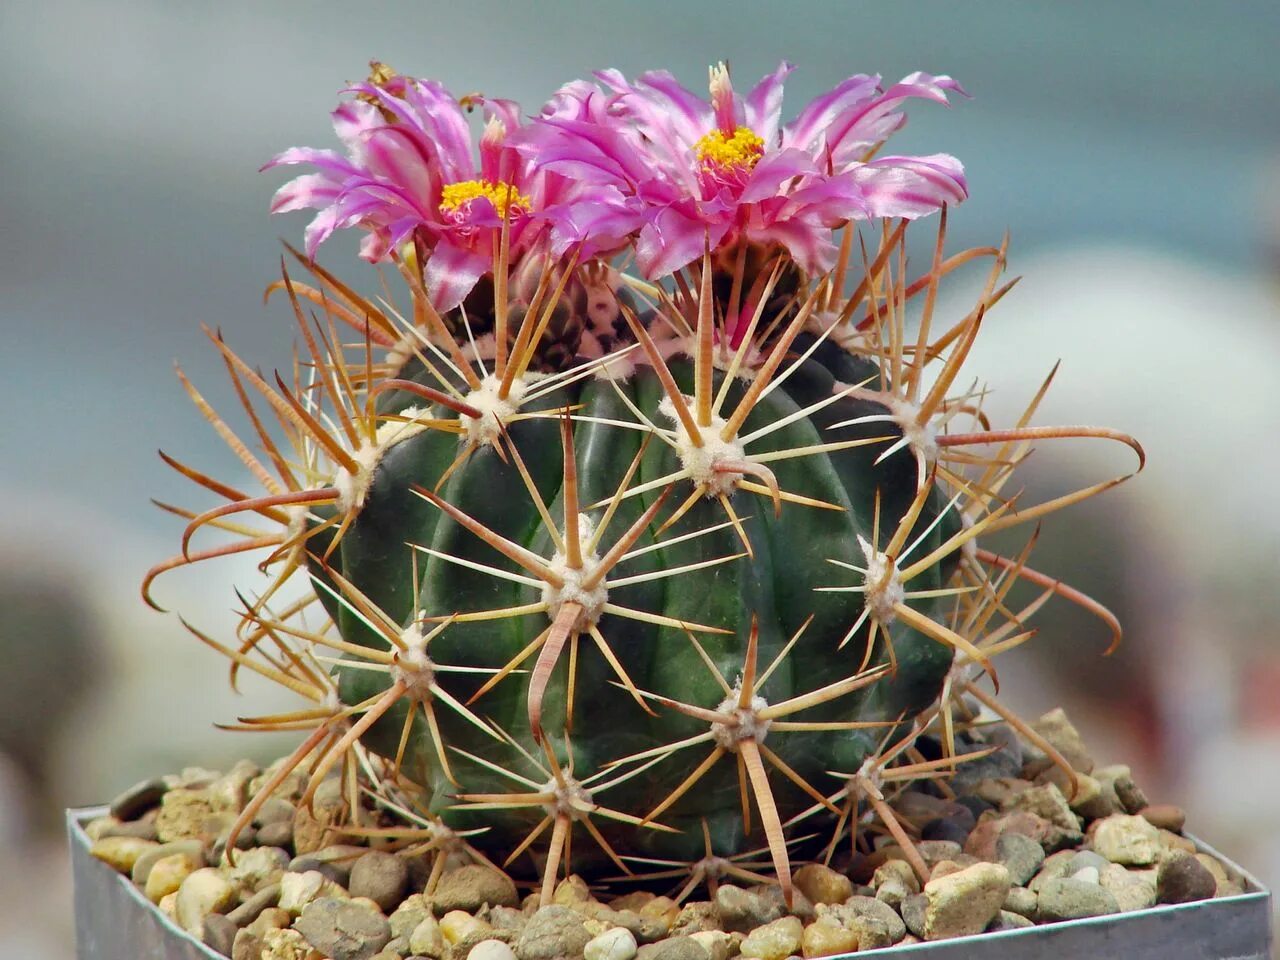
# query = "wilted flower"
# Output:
<box><xmin>523</xmin><ymin>62</ymin><xmax>968</xmax><ymax>279</ymax></box>
<box><xmin>266</xmin><ymin>69</ymin><xmax>634</xmax><ymax>311</ymax></box>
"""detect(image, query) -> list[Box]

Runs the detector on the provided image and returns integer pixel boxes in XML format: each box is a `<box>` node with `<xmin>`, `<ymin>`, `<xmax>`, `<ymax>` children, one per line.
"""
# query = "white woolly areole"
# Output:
<box><xmin>540</xmin><ymin>771</ymin><xmax>593</xmax><ymax>819</ymax></box>
<box><xmin>809</xmin><ymin>309</ymin><xmax>863</xmax><ymax>352</ymax></box>
<box><xmin>958</xmin><ymin>509</ymin><xmax>978</xmax><ymax>565</ymax></box>
<box><xmin>711</xmin><ymin>689</ymin><xmax>772</xmax><ymax>749</ymax></box>
<box><xmin>880</xmin><ymin>393</ymin><xmax>939</xmax><ymax>466</ymax></box>
<box><xmin>334</xmin><ymin>443</ymin><xmax>384</xmax><ymax>513</ymax></box>
<box><xmin>658</xmin><ymin>395</ymin><xmax>747</xmax><ymax>497</ymax></box>
<box><xmin>374</xmin><ymin>404</ymin><xmax>432</xmax><ymax>450</ymax></box>
<box><xmin>858</xmin><ymin>534</ymin><xmax>904</xmax><ymax>625</ymax></box>
<box><xmin>460</xmin><ymin>374</ymin><xmax>528</xmax><ymax>447</ymax></box>
<box><xmin>541</xmin><ymin>513</ymin><xmax>608</xmax><ymax>627</ymax></box>
<box><xmin>391</xmin><ymin>621</ymin><xmax>436</xmax><ymax>699</ymax></box>
<box><xmin>586</xmin><ymin>343</ymin><xmax>639</xmax><ymax>381</ymax></box>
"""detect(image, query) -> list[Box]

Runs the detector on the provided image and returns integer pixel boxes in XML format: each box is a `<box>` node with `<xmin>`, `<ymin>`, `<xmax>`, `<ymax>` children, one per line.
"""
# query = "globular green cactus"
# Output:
<box><xmin>147</xmin><ymin>62</ymin><xmax>1143</xmax><ymax>905</ymax></box>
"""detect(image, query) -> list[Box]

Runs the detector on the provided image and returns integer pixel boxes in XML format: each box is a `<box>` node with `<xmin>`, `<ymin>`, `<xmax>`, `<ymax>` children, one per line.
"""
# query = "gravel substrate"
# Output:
<box><xmin>87</xmin><ymin>708</ymin><xmax>1249</xmax><ymax>960</ymax></box>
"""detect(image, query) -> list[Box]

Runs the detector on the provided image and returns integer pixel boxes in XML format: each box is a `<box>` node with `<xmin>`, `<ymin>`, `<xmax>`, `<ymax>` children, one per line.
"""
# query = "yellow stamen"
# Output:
<box><xmin>695</xmin><ymin>126</ymin><xmax>765</xmax><ymax>173</ymax></box>
<box><xmin>439</xmin><ymin>180</ymin><xmax>531</xmax><ymax>219</ymax></box>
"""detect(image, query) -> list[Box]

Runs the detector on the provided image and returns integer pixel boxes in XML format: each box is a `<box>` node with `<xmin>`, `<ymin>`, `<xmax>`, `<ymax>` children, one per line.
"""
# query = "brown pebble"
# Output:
<box><xmin>1139</xmin><ymin>804</ymin><xmax>1186</xmax><ymax>833</ymax></box>
<box><xmin>1157</xmin><ymin>853</ymin><xmax>1216</xmax><ymax>904</ymax></box>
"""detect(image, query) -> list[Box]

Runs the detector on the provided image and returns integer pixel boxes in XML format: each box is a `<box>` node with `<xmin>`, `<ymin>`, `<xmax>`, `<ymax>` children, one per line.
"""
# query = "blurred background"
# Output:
<box><xmin>2</xmin><ymin>0</ymin><xmax>1278</xmax><ymax>954</ymax></box>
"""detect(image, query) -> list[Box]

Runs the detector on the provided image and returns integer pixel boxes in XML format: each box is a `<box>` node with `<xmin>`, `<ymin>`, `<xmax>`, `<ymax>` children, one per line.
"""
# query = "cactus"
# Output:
<box><xmin>146</xmin><ymin>61</ymin><xmax>1143</xmax><ymax>905</ymax></box>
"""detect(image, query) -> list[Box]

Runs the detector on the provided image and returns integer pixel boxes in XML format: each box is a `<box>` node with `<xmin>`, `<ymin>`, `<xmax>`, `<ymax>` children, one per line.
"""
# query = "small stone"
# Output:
<box><xmin>260</xmin><ymin>927</ymin><xmax>323</xmax><ymax>960</ymax></box>
<box><xmin>95</xmin><ymin>818</ymin><xmax>161</xmax><ymax>841</ymax></box>
<box><xmin>305</xmin><ymin>844</ymin><xmax>367</xmax><ymax>884</ymax></box>
<box><xmin>921</xmin><ymin>818</ymin><xmax>970</xmax><ymax>845</ymax></box>
<box><xmin>1139</xmin><ymin>804</ymin><xmax>1186</xmax><ymax>833</ymax></box>
<box><xmin>280</xmin><ymin>870</ymin><xmax>344</xmax><ymax>916</ymax></box>
<box><xmin>900</xmin><ymin>894</ymin><xmax>927</xmax><ymax>939</ymax></box>
<box><xmin>156</xmin><ymin>788</ymin><xmax>217</xmax><ymax>843</ymax></box>
<box><xmin>966</xmin><ymin>810</ymin><xmax>1079</xmax><ymax>860</ymax></box>
<box><xmin>250</xmin><ymin>907</ymin><xmax>292</xmax><ymax>935</ymax></box>
<box><xmin>930</xmin><ymin>860</ymin><xmax>965</xmax><ymax>881</ymax></box>
<box><xmin>227</xmin><ymin>883</ymin><xmax>282</xmax><ymax>926</ymax></box>
<box><xmin>713</xmin><ymin>885</ymin><xmax>781</xmax><ymax>933</ymax></box>
<box><xmin>516</xmin><ymin>906</ymin><xmax>592</xmax><ymax>960</ymax></box>
<box><xmin>255</xmin><ymin>797</ymin><xmax>298</xmax><ymax>826</ymax></box>
<box><xmin>738</xmin><ymin>916</ymin><xmax>802</xmax><ymax>960</ymax></box>
<box><xmin>800</xmin><ymin>918</ymin><xmax>857</xmax><ymax>958</ymax></box>
<box><xmin>815</xmin><ymin>897</ymin><xmax>905</xmax><ymax>944</ymax></box>
<box><xmin>210</xmin><ymin>760</ymin><xmax>260</xmax><ymax>813</ymax></box>
<box><xmin>670</xmin><ymin>902</ymin><xmax>718</xmax><ymax>936</ymax></box>
<box><xmin>1007</xmin><ymin>783</ymin><xmax>1081</xmax><ymax>833</ymax></box>
<box><xmin>553</xmin><ymin>874</ymin><xmax>592</xmax><ymax>907</ymax></box>
<box><xmin>175</xmin><ymin>868</ymin><xmax>237</xmax><ymax>937</ymax></box>
<box><xmin>1026</xmin><ymin>708</ymin><xmax>1094</xmax><ymax>775</ymax></box>
<box><xmin>973</xmin><ymin>778</ymin><xmax>1034</xmax><ymax>808</ymax></box>
<box><xmin>871</xmin><ymin>859</ymin><xmax>919</xmax><ymax>909</ymax></box>
<box><xmin>1195</xmin><ymin>854</ymin><xmax>1230</xmax><ymax>894</ymax></box>
<box><xmin>995</xmin><ymin>833</ymin><xmax>1045</xmax><ymax>886</ymax></box>
<box><xmin>110</xmin><ymin>776</ymin><xmax>170</xmax><ymax>821</ymax></box>
<box><xmin>349</xmin><ymin>851</ymin><xmax>410</xmax><ymax>913</ymax></box>
<box><xmin>408</xmin><ymin>915</ymin><xmax>445</xmax><ymax>957</ymax></box>
<box><xmin>227</xmin><ymin>845</ymin><xmax>291</xmax><ymax>893</ymax></box>
<box><xmin>640</xmin><ymin>896</ymin><xmax>680</xmax><ymax>929</ymax></box>
<box><xmin>489</xmin><ymin>906</ymin><xmax>528</xmax><ymax>935</ymax></box>
<box><xmin>610</xmin><ymin>892</ymin><xmax>655</xmax><ymax>912</ymax></box>
<box><xmin>915</xmin><ymin>840</ymin><xmax>964</xmax><ymax>866</ymax></box>
<box><xmin>131</xmin><ymin>838</ymin><xmax>205</xmax><ymax>885</ymax></box>
<box><xmin>257</xmin><ymin>821</ymin><xmax>294</xmax><ymax>850</ymax></box>
<box><xmin>792</xmin><ymin>864</ymin><xmax>852</xmax><ymax>905</ymax></box>
<box><xmin>1158</xmin><ymin>829</ymin><xmax>1197</xmax><ymax>855</ymax></box>
<box><xmin>468</xmin><ymin>941</ymin><xmax>519</xmax><ymax>960</ymax></box>
<box><xmin>295</xmin><ymin>897</ymin><xmax>393</xmax><ymax>960</ymax></box>
<box><xmin>90</xmin><ymin>836</ymin><xmax>158</xmax><ymax>874</ymax></box>
<box><xmin>1066</xmin><ymin>851</ymin><xmax>1110</xmax><ymax>876</ymax></box>
<box><xmin>433</xmin><ymin>865</ymin><xmax>520</xmax><ymax>914</ymax></box>
<box><xmin>687</xmin><ymin>931</ymin><xmax>730</xmax><ymax>960</ymax></box>
<box><xmin>1003</xmin><ymin>886</ymin><xmax>1037</xmax><ymax>918</ymax></box>
<box><xmin>1091</xmin><ymin>814</ymin><xmax>1161</xmax><ymax>866</ymax></box>
<box><xmin>1098</xmin><ymin>863</ymin><xmax>1156</xmax><ymax>912</ymax></box>
<box><xmin>988</xmin><ymin>910</ymin><xmax>1034</xmax><ymax>931</ymax></box>
<box><xmin>922</xmin><ymin>862</ymin><xmax>1011</xmax><ymax>940</ymax></box>
<box><xmin>584</xmin><ymin>927</ymin><xmax>638</xmax><ymax>960</ymax></box>
<box><xmin>441</xmin><ymin>910</ymin><xmax>491</xmax><ymax>944</ymax></box>
<box><xmin>636</xmin><ymin>935</ymin><xmax>709</xmax><ymax>960</ymax></box>
<box><xmin>293</xmin><ymin>779</ymin><xmax>348</xmax><ymax>854</ymax></box>
<box><xmin>1093</xmin><ymin>765</ymin><xmax>1147</xmax><ymax>814</ymax></box>
<box><xmin>1157</xmin><ymin>853</ymin><xmax>1216</xmax><ymax>904</ymax></box>
<box><xmin>203</xmin><ymin>914</ymin><xmax>239</xmax><ymax>957</ymax></box>
<box><xmin>1073</xmin><ymin>866</ymin><xmax>1101</xmax><ymax>885</ymax></box>
<box><xmin>1035</xmin><ymin>878</ymin><xmax>1120</xmax><ymax>921</ymax></box>
<box><xmin>146</xmin><ymin>852</ymin><xmax>199</xmax><ymax>903</ymax></box>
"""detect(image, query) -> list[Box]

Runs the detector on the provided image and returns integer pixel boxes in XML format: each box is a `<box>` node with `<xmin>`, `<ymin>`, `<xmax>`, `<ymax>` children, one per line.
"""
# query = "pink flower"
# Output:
<box><xmin>523</xmin><ymin>63</ymin><xmax>968</xmax><ymax>279</ymax></box>
<box><xmin>266</xmin><ymin>73</ymin><xmax>635</xmax><ymax>311</ymax></box>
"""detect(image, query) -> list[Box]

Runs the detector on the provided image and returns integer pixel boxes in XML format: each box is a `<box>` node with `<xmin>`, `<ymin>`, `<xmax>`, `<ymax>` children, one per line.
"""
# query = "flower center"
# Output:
<box><xmin>438</xmin><ymin>179</ymin><xmax>531</xmax><ymax>220</ymax></box>
<box><xmin>695</xmin><ymin>126</ymin><xmax>765</xmax><ymax>175</ymax></box>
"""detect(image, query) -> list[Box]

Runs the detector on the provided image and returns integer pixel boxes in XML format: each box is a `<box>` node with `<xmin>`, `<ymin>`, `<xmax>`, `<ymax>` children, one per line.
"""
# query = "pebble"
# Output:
<box><xmin>408</xmin><ymin>915</ymin><xmax>445</xmax><ymax>957</ymax></box>
<box><xmin>1098</xmin><ymin>863</ymin><xmax>1156</xmax><ymax>912</ymax></box>
<box><xmin>156</xmin><ymin>788</ymin><xmax>217</xmax><ymax>843</ymax></box>
<box><xmin>257</xmin><ymin>821</ymin><xmax>294</xmax><ymax>850</ymax></box>
<box><xmin>175</xmin><ymin>868</ymin><xmax>237</xmax><ymax>937</ymax></box>
<box><xmin>1195</xmin><ymin>854</ymin><xmax>1231</xmax><ymax>894</ymax></box>
<box><xmin>1007</xmin><ymin>783</ymin><xmax>1081</xmax><ymax>833</ymax></box>
<box><xmin>817</xmin><ymin>896</ymin><xmax>905</xmax><ymax>943</ymax></box>
<box><xmin>792</xmin><ymin>864</ymin><xmax>852</xmax><ymax>905</ymax></box>
<box><xmin>1157</xmin><ymin>853</ymin><xmax>1217</xmax><ymax>904</ymax></box>
<box><xmin>585</xmin><ymin>926</ymin><xmax>638</xmax><ymax>960</ymax></box>
<box><xmin>469</xmin><ymin>941</ymin><xmax>519</xmax><ymax>960</ymax></box>
<box><xmin>349</xmin><ymin>851</ymin><xmax>409</xmax><ymax>912</ymax></box>
<box><xmin>1065</xmin><ymin>851</ymin><xmax>1110</xmax><ymax>876</ymax></box>
<box><xmin>670</xmin><ymin>903</ymin><xmax>718</xmax><ymax>936</ymax></box>
<box><xmin>988</xmin><ymin>910</ymin><xmax>1034</xmax><ymax>931</ymax></box>
<box><xmin>1035</xmin><ymin>878</ymin><xmax>1120</xmax><ymax>922</ymax></box>
<box><xmin>738</xmin><ymin>916</ymin><xmax>802</xmax><ymax>960</ymax></box>
<box><xmin>1091</xmin><ymin>814</ymin><xmax>1162</xmax><ymax>866</ymax></box>
<box><xmin>714</xmin><ymin>885</ymin><xmax>781</xmax><ymax>933</ymax></box>
<box><xmin>922</xmin><ymin>862</ymin><xmax>1011</xmax><ymax>940</ymax></box>
<box><xmin>260</xmin><ymin>927</ymin><xmax>322</xmax><ymax>960</ymax></box>
<box><xmin>440</xmin><ymin>909</ymin><xmax>492</xmax><ymax>944</ymax></box>
<box><xmin>110</xmin><ymin>777</ymin><xmax>170</xmax><ymax>821</ymax></box>
<box><xmin>995</xmin><ymin>832</ymin><xmax>1044</xmax><ymax>886</ymax></box>
<box><xmin>966</xmin><ymin>810</ymin><xmax>1077</xmax><ymax>860</ymax></box>
<box><xmin>1094</xmin><ymin>764</ymin><xmax>1148</xmax><ymax>814</ymax></box>
<box><xmin>227</xmin><ymin>845</ymin><xmax>291</xmax><ymax>892</ymax></box>
<box><xmin>1028</xmin><ymin>708</ymin><xmax>1094</xmax><ymax>775</ymax></box>
<box><xmin>515</xmin><ymin>906</ymin><xmax>592</xmax><ymax>960</ymax></box>
<box><xmin>900</xmin><ymin>894</ymin><xmax>927</xmax><ymax>939</ymax></box>
<box><xmin>96</xmin><ymin>818</ymin><xmax>161</xmax><ymax>842</ymax></box>
<box><xmin>295</xmin><ymin>897</ymin><xmax>393</xmax><ymax>960</ymax></box>
<box><xmin>1140</xmin><ymin>804</ymin><xmax>1186</xmax><ymax>833</ymax></box>
<box><xmin>132</xmin><ymin>838</ymin><xmax>206</xmax><ymax>885</ymax></box>
<box><xmin>227</xmin><ymin>883</ymin><xmax>282</xmax><ymax>926</ymax></box>
<box><xmin>280</xmin><ymin>870</ymin><xmax>344</xmax><ymax>916</ymax></box>
<box><xmin>433</xmin><ymin>864</ymin><xmax>520</xmax><ymax>913</ymax></box>
<box><xmin>871</xmin><ymin>859</ymin><xmax>919</xmax><ymax>909</ymax></box>
<box><xmin>1003</xmin><ymin>886</ymin><xmax>1037</xmax><ymax>919</ymax></box>
<box><xmin>255</xmin><ymin>797</ymin><xmax>298</xmax><ymax>826</ymax></box>
<box><xmin>90</xmin><ymin>836</ymin><xmax>158</xmax><ymax>873</ymax></box>
<box><xmin>210</xmin><ymin>760</ymin><xmax>259</xmax><ymax>813</ymax></box>
<box><xmin>687</xmin><ymin>930</ymin><xmax>731</xmax><ymax>960</ymax></box>
<box><xmin>145</xmin><ymin>852</ymin><xmax>199</xmax><ymax>903</ymax></box>
<box><xmin>293</xmin><ymin>779</ymin><xmax>348</xmax><ymax>854</ymax></box>
<box><xmin>636</xmin><ymin>934</ymin><xmax>709</xmax><ymax>960</ymax></box>
<box><xmin>922</xmin><ymin>818</ymin><xmax>971</xmax><ymax>845</ymax></box>
<box><xmin>202</xmin><ymin>913</ymin><xmax>239</xmax><ymax>958</ymax></box>
<box><xmin>799</xmin><ymin>917</ymin><xmax>857</xmax><ymax>958</ymax></box>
